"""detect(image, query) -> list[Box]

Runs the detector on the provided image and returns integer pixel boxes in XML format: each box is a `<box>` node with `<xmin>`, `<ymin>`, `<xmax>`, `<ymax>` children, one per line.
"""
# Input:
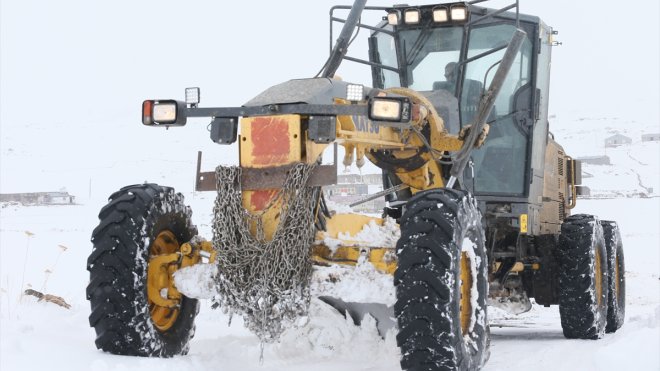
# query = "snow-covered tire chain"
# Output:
<box><xmin>557</xmin><ymin>214</ymin><xmax>608</xmax><ymax>339</ymax></box>
<box><xmin>601</xmin><ymin>220</ymin><xmax>625</xmax><ymax>333</ymax></box>
<box><xmin>394</xmin><ymin>189</ymin><xmax>489</xmax><ymax>371</ymax></box>
<box><xmin>86</xmin><ymin>184</ymin><xmax>200</xmax><ymax>357</ymax></box>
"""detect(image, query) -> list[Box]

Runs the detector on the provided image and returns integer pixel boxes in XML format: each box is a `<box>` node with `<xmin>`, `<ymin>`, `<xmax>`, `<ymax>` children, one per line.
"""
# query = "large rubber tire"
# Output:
<box><xmin>558</xmin><ymin>214</ymin><xmax>608</xmax><ymax>339</ymax></box>
<box><xmin>602</xmin><ymin>220</ymin><xmax>625</xmax><ymax>333</ymax></box>
<box><xmin>86</xmin><ymin>184</ymin><xmax>200</xmax><ymax>357</ymax></box>
<box><xmin>394</xmin><ymin>189</ymin><xmax>489</xmax><ymax>371</ymax></box>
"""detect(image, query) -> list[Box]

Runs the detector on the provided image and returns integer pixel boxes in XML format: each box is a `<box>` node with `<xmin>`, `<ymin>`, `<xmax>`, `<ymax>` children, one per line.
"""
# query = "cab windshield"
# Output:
<box><xmin>373</xmin><ymin>22</ymin><xmax>534</xmax><ymax>196</ymax></box>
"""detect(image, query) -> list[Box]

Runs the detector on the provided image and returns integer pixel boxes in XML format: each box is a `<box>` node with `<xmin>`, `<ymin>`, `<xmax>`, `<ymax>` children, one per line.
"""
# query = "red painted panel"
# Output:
<box><xmin>251</xmin><ymin>117</ymin><xmax>291</xmax><ymax>166</ymax></box>
<box><xmin>250</xmin><ymin>190</ymin><xmax>277</xmax><ymax>211</ymax></box>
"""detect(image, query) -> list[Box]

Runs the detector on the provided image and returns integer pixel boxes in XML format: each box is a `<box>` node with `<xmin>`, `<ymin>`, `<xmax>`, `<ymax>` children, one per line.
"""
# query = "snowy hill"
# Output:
<box><xmin>552</xmin><ymin>115</ymin><xmax>659</xmax><ymax>198</ymax></box>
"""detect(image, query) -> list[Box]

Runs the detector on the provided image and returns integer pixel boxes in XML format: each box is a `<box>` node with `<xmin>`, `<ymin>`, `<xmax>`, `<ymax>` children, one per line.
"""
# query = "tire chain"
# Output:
<box><xmin>211</xmin><ymin>163</ymin><xmax>317</xmax><ymax>343</ymax></box>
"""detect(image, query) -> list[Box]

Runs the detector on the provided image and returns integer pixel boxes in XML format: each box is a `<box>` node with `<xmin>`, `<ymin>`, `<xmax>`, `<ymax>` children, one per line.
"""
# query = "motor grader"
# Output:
<box><xmin>86</xmin><ymin>1</ymin><xmax>626</xmax><ymax>370</ymax></box>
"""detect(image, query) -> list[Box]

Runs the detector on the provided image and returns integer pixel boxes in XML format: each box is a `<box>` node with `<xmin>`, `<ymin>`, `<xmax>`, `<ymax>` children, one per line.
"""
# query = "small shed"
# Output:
<box><xmin>0</xmin><ymin>192</ymin><xmax>76</xmax><ymax>205</ymax></box>
<box><xmin>324</xmin><ymin>184</ymin><xmax>369</xmax><ymax>197</ymax></box>
<box><xmin>642</xmin><ymin>133</ymin><xmax>660</xmax><ymax>142</ymax></box>
<box><xmin>577</xmin><ymin>156</ymin><xmax>611</xmax><ymax>166</ymax></box>
<box><xmin>605</xmin><ymin>134</ymin><xmax>632</xmax><ymax>148</ymax></box>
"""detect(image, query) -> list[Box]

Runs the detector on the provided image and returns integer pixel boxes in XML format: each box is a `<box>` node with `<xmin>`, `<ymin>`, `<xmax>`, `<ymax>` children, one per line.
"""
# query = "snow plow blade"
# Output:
<box><xmin>318</xmin><ymin>296</ymin><xmax>395</xmax><ymax>337</ymax></box>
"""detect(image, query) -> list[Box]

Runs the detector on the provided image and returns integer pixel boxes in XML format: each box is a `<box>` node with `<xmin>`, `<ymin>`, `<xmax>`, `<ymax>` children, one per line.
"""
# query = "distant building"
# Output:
<box><xmin>326</xmin><ymin>173</ymin><xmax>385</xmax><ymax>213</ymax></box>
<box><xmin>642</xmin><ymin>133</ymin><xmax>660</xmax><ymax>142</ymax></box>
<box><xmin>336</xmin><ymin>174</ymin><xmax>363</xmax><ymax>184</ymax></box>
<box><xmin>577</xmin><ymin>155</ymin><xmax>611</xmax><ymax>166</ymax></box>
<box><xmin>337</xmin><ymin>173</ymin><xmax>382</xmax><ymax>185</ymax></box>
<box><xmin>325</xmin><ymin>183</ymin><xmax>368</xmax><ymax>197</ymax></box>
<box><xmin>0</xmin><ymin>192</ymin><xmax>75</xmax><ymax>205</ymax></box>
<box><xmin>604</xmin><ymin>134</ymin><xmax>632</xmax><ymax>148</ymax></box>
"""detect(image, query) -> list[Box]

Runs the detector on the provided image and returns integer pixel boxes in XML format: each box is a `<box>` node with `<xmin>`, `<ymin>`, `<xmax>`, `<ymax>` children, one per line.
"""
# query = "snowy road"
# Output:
<box><xmin>1</xmin><ymin>197</ymin><xmax>658</xmax><ymax>371</ymax></box>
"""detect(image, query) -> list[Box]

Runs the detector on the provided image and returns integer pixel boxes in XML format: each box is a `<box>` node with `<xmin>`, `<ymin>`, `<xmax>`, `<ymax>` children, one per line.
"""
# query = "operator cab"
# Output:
<box><xmin>361</xmin><ymin>2</ymin><xmax>554</xmax><ymax>199</ymax></box>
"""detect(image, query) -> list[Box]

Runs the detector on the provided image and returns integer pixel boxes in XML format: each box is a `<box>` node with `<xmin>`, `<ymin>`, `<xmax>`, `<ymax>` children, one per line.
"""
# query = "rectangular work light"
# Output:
<box><xmin>368</xmin><ymin>96</ymin><xmax>411</xmax><ymax>123</ymax></box>
<box><xmin>142</xmin><ymin>100</ymin><xmax>187</xmax><ymax>126</ymax></box>
<box><xmin>346</xmin><ymin>84</ymin><xmax>365</xmax><ymax>102</ymax></box>
<box><xmin>153</xmin><ymin>103</ymin><xmax>177</xmax><ymax>122</ymax></box>
<box><xmin>450</xmin><ymin>5</ymin><xmax>468</xmax><ymax>21</ymax></box>
<box><xmin>404</xmin><ymin>9</ymin><xmax>420</xmax><ymax>24</ymax></box>
<box><xmin>433</xmin><ymin>7</ymin><xmax>449</xmax><ymax>23</ymax></box>
<box><xmin>387</xmin><ymin>11</ymin><xmax>400</xmax><ymax>26</ymax></box>
<box><xmin>185</xmin><ymin>87</ymin><xmax>200</xmax><ymax>106</ymax></box>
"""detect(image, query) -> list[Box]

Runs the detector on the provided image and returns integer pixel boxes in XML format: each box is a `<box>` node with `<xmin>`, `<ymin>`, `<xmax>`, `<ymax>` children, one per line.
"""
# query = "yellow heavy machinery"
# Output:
<box><xmin>86</xmin><ymin>1</ymin><xmax>626</xmax><ymax>369</ymax></box>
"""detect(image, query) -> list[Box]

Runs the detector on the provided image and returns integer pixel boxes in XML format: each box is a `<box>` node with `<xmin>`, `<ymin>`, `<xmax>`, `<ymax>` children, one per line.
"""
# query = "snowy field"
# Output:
<box><xmin>1</xmin><ymin>1</ymin><xmax>658</xmax><ymax>368</ymax></box>
<box><xmin>1</xmin><ymin>194</ymin><xmax>658</xmax><ymax>371</ymax></box>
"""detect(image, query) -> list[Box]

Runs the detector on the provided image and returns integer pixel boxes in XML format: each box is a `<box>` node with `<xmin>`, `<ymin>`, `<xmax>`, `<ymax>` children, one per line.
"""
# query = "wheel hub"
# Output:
<box><xmin>148</xmin><ymin>230</ymin><xmax>182</xmax><ymax>332</ymax></box>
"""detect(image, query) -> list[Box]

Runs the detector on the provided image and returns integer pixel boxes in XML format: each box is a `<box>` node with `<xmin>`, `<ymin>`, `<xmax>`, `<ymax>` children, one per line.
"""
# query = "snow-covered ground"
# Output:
<box><xmin>1</xmin><ymin>98</ymin><xmax>658</xmax><ymax>371</ymax></box>
<box><xmin>1</xmin><ymin>193</ymin><xmax>658</xmax><ymax>371</ymax></box>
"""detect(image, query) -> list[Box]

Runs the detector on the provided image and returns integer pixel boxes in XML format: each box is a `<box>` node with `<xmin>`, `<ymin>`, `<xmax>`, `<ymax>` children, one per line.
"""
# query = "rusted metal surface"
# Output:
<box><xmin>195</xmin><ymin>164</ymin><xmax>337</xmax><ymax>192</ymax></box>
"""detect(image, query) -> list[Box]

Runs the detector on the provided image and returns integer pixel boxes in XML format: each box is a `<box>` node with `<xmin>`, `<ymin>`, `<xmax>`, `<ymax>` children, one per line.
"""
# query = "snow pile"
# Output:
<box><xmin>170</xmin><ymin>259</ymin><xmax>396</xmax><ymax>307</ymax></box>
<box><xmin>322</xmin><ymin>216</ymin><xmax>400</xmax><ymax>251</ymax></box>
<box><xmin>311</xmin><ymin>263</ymin><xmax>396</xmax><ymax>306</ymax></box>
<box><xmin>173</xmin><ymin>263</ymin><xmax>218</xmax><ymax>300</ymax></box>
<box><xmin>344</xmin><ymin>217</ymin><xmax>400</xmax><ymax>248</ymax></box>
<box><xmin>461</xmin><ymin>237</ymin><xmax>481</xmax><ymax>334</ymax></box>
<box><xmin>274</xmin><ymin>298</ymin><xmax>399</xmax><ymax>362</ymax></box>
<box><xmin>325</xmin><ymin>200</ymin><xmax>353</xmax><ymax>214</ymax></box>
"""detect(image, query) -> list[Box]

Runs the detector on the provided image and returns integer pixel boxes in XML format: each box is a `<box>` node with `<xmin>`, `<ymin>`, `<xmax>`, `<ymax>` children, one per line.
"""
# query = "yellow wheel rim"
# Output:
<box><xmin>148</xmin><ymin>230</ymin><xmax>181</xmax><ymax>332</ymax></box>
<box><xmin>594</xmin><ymin>246</ymin><xmax>603</xmax><ymax>307</ymax></box>
<box><xmin>459</xmin><ymin>251</ymin><xmax>473</xmax><ymax>336</ymax></box>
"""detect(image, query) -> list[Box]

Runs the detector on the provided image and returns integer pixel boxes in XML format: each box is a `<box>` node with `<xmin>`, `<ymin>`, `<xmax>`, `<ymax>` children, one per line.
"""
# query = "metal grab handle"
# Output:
<box><xmin>566</xmin><ymin>156</ymin><xmax>578</xmax><ymax>210</ymax></box>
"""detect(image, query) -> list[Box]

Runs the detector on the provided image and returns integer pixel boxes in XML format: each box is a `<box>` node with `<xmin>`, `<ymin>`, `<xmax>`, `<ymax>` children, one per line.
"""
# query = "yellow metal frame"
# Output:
<box><xmin>232</xmin><ymin>90</ymin><xmax>471</xmax><ymax>277</ymax></box>
<box><xmin>459</xmin><ymin>252</ymin><xmax>473</xmax><ymax>336</ymax></box>
<box><xmin>595</xmin><ymin>245</ymin><xmax>603</xmax><ymax>307</ymax></box>
<box><xmin>313</xmin><ymin>213</ymin><xmax>396</xmax><ymax>274</ymax></box>
<box><xmin>311</xmin><ymin>245</ymin><xmax>396</xmax><ymax>275</ymax></box>
<box><xmin>519</xmin><ymin>214</ymin><xmax>528</xmax><ymax>234</ymax></box>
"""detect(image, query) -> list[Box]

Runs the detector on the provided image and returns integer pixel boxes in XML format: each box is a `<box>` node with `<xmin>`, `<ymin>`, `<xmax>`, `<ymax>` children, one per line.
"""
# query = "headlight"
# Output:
<box><xmin>368</xmin><ymin>97</ymin><xmax>411</xmax><ymax>123</ymax></box>
<box><xmin>153</xmin><ymin>103</ymin><xmax>177</xmax><ymax>122</ymax></box>
<box><xmin>433</xmin><ymin>7</ymin><xmax>449</xmax><ymax>23</ymax></box>
<box><xmin>404</xmin><ymin>9</ymin><xmax>420</xmax><ymax>25</ymax></box>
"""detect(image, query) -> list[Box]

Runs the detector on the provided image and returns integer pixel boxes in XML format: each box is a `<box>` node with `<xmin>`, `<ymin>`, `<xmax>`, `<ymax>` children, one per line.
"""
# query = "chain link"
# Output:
<box><xmin>211</xmin><ymin>163</ymin><xmax>318</xmax><ymax>343</ymax></box>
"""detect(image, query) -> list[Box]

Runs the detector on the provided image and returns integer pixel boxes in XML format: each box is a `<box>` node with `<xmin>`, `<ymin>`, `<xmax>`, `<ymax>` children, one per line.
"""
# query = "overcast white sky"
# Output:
<box><xmin>0</xmin><ymin>0</ymin><xmax>658</xmax><ymax>195</ymax></box>
<box><xmin>1</xmin><ymin>0</ymin><xmax>658</xmax><ymax>123</ymax></box>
